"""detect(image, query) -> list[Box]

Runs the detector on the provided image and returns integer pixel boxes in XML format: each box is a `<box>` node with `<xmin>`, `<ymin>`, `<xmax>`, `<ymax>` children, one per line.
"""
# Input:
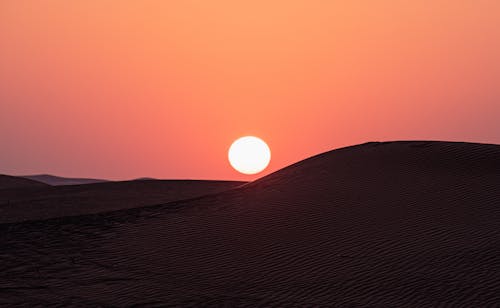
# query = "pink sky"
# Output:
<box><xmin>1</xmin><ymin>1</ymin><xmax>499</xmax><ymax>180</ymax></box>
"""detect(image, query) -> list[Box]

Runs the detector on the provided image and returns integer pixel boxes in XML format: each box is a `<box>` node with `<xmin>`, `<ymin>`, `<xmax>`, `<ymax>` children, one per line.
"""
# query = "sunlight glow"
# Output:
<box><xmin>228</xmin><ymin>136</ymin><xmax>271</xmax><ymax>175</ymax></box>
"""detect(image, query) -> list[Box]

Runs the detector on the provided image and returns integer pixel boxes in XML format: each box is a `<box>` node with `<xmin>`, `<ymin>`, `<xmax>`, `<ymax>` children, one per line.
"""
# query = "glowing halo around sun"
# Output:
<box><xmin>228</xmin><ymin>136</ymin><xmax>271</xmax><ymax>175</ymax></box>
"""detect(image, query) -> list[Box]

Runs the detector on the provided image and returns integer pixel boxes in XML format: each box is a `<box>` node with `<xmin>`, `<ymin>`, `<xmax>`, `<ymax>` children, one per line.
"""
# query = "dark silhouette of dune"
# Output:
<box><xmin>0</xmin><ymin>180</ymin><xmax>246</xmax><ymax>223</ymax></box>
<box><xmin>0</xmin><ymin>174</ymin><xmax>48</xmax><ymax>190</ymax></box>
<box><xmin>133</xmin><ymin>177</ymin><xmax>157</xmax><ymax>181</ymax></box>
<box><xmin>1</xmin><ymin>141</ymin><xmax>500</xmax><ymax>306</ymax></box>
<box><xmin>21</xmin><ymin>174</ymin><xmax>109</xmax><ymax>186</ymax></box>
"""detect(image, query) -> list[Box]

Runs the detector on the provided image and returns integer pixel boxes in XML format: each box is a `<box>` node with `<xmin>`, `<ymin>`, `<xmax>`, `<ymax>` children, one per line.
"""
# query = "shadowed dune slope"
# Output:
<box><xmin>0</xmin><ymin>174</ymin><xmax>48</xmax><ymax>190</ymax></box>
<box><xmin>1</xmin><ymin>141</ymin><xmax>500</xmax><ymax>306</ymax></box>
<box><xmin>0</xmin><ymin>180</ymin><xmax>246</xmax><ymax>223</ymax></box>
<box><xmin>21</xmin><ymin>174</ymin><xmax>109</xmax><ymax>186</ymax></box>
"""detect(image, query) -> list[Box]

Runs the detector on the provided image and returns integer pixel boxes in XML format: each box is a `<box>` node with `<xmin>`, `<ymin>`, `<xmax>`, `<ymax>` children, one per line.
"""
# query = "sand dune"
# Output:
<box><xmin>1</xmin><ymin>141</ymin><xmax>500</xmax><ymax>306</ymax></box>
<box><xmin>21</xmin><ymin>174</ymin><xmax>109</xmax><ymax>186</ymax></box>
<box><xmin>0</xmin><ymin>174</ymin><xmax>48</xmax><ymax>190</ymax></box>
<box><xmin>0</xmin><ymin>180</ymin><xmax>245</xmax><ymax>224</ymax></box>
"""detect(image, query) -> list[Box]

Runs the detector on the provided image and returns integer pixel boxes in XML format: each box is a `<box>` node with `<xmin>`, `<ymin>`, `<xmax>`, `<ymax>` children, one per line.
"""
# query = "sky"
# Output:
<box><xmin>1</xmin><ymin>1</ymin><xmax>499</xmax><ymax>181</ymax></box>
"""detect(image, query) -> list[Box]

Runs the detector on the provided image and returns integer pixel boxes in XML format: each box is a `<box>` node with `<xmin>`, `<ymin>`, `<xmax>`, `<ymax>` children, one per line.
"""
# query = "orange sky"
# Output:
<box><xmin>1</xmin><ymin>1</ymin><xmax>499</xmax><ymax>180</ymax></box>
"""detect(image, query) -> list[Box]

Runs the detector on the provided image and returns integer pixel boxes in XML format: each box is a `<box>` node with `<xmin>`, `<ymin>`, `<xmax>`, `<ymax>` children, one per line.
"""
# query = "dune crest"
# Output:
<box><xmin>0</xmin><ymin>180</ymin><xmax>246</xmax><ymax>223</ymax></box>
<box><xmin>21</xmin><ymin>174</ymin><xmax>109</xmax><ymax>186</ymax></box>
<box><xmin>0</xmin><ymin>174</ymin><xmax>48</xmax><ymax>190</ymax></box>
<box><xmin>1</xmin><ymin>141</ymin><xmax>500</xmax><ymax>306</ymax></box>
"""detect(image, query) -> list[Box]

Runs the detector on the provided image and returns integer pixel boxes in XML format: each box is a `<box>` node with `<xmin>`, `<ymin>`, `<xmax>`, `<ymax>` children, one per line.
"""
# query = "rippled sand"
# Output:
<box><xmin>1</xmin><ymin>141</ymin><xmax>499</xmax><ymax>306</ymax></box>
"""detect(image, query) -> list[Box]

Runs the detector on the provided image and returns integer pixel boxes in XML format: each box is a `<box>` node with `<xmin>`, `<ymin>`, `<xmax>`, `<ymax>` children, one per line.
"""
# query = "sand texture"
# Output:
<box><xmin>1</xmin><ymin>141</ymin><xmax>499</xmax><ymax>306</ymax></box>
<box><xmin>0</xmin><ymin>180</ymin><xmax>245</xmax><ymax>223</ymax></box>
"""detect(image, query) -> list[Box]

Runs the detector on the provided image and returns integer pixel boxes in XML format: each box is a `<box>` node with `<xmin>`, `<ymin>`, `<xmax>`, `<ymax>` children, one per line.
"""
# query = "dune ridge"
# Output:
<box><xmin>0</xmin><ymin>174</ymin><xmax>49</xmax><ymax>190</ymax></box>
<box><xmin>21</xmin><ymin>174</ymin><xmax>109</xmax><ymax>186</ymax></box>
<box><xmin>0</xmin><ymin>179</ymin><xmax>246</xmax><ymax>224</ymax></box>
<box><xmin>1</xmin><ymin>141</ymin><xmax>499</xmax><ymax>306</ymax></box>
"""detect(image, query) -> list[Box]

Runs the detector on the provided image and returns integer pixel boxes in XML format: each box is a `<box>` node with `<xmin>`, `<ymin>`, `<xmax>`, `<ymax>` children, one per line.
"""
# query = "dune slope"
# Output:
<box><xmin>1</xmin><ymin>141</ymin><xmax>500</xmax><ymax>306</ymax></box>
<box><xmin>0</xmin><ymin>174</ymin><xmax>48</xmax><ymax>190</ymax></box>
<box><xmin>0</xmin><ymin>180</ymin><xmax>245</xmax><ymax>223</ymax></box>
<box><xmin>21</xmin><ymin>174</ymin><xmax>109</xmax><ymax>186</ymax></box>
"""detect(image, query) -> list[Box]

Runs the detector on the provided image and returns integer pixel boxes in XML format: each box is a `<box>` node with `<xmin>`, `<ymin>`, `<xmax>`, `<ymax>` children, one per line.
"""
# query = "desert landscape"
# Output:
<box><xmin>2</xmin><ymin>0</ymin><xmax>500</xmax><ymax>306</ymax></box>
<box><xmin>1</xmin><ymin>141</ymin><xmax>499</xmax><ymax>306</ymax></box>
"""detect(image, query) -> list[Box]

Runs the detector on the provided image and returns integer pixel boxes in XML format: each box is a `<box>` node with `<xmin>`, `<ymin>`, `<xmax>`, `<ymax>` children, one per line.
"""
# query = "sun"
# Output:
<box><xmin>228</xmin><ymin>136</ymin><xmax>271</xmax><ymax>175</ymax></box>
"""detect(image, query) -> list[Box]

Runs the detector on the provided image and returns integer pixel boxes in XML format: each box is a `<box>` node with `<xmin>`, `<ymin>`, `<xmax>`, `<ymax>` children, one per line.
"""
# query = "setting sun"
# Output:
<box><xmin>1</xmin><ymin>0</ymin><xmax>500</xmax><ymax>306</ymax></box>
<box><xmin>228</xmin><ymin>136</ymin><xmax>271</xmax><ymax>175</ymax></box>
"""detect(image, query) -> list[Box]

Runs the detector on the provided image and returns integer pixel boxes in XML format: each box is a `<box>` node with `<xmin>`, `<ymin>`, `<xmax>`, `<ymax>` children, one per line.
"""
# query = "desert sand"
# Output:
<box><xmin>0</xmin><ymin>179</ymin><xmax>245</xmax><ymax>224</ymax></box>
<box><xmin>0</xmin><ymin>174</ymin><xmax>49</xmax><ymax>190</ymax></box>
<box><xmin>21</xmin><ymin>174</ymin><xmax>110</xmax><ymax>186</ymax></box>
<box><xmin>1</xmin><ymin>141</ymin><xmax>499</xmax><ymax>306</ymax></box>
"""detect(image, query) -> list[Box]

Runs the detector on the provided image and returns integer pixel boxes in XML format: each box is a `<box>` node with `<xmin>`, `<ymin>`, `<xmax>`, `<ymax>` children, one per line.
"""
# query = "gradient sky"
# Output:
<box><xmin>1</xmin><ymin>1</ymin><xmax>499</xmax><ymax>181</ymax></box>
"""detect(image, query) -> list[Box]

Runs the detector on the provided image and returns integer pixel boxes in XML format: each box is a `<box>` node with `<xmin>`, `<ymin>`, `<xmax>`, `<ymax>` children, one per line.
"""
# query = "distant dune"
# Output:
<box><xmin>1</xmin><ymin>141</ymin><xmax>500</xmax><ymax>306</ymax></box>
<box><xmin>21</xmin><ymin>174</ymin><xmax>109</xmax><ymax>186</ymax></box>
<box><xmin>0</xmin><ymin>179</ymin><xmax>246</xmax><ymax>223</ymax></box>
<box><xmin>0</xmin><ymin>174</ymin><xmax>48</xmax><ymax>190</ymax></box>
<box><xmin>133</xmin><ymin>177</ymin><xmax>157</xmax><ymax>181</ymax></box>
